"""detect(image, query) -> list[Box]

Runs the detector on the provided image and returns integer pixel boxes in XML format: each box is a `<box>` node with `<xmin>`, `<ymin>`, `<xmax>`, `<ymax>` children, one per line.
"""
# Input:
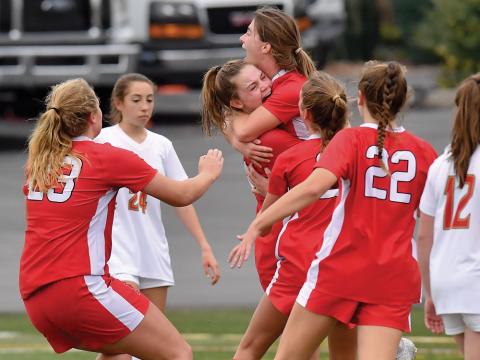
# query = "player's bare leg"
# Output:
<box><xmin>452</xmin><ymin>333</ymin><xmax>465</xmax><ymax>354</ymax></box>
<box><xmin>328</xmin><ymin>322</ymin><xmax>357</xmax><ymax>360</ymax></box>
<box><xmin>274</xmin><ymin>303</ymin><xmax>336</xmax><ymax>360</ymax></box>
<box><xmin>233</xmin><ymin>295</ymin><xmax>287</xmax><ymax>360</ymax></box>
<box><xmin>142</xmin><ymin>286</ymin><xmax>168</xmax><ymax>312</ymax></box>
<box><xmin>463</xmin><ymin>328</ymin><xmax>480</xmax><ymax>359</ymax></box>
<box><xmin>357</xmin><ymin>325</ymin><xmax>401</xmax><ymax>360</ymax></box>
<box><xmin>96</xmin><ymin>302</ymin><xmax>192</xmax><ymax>360</ymax></box>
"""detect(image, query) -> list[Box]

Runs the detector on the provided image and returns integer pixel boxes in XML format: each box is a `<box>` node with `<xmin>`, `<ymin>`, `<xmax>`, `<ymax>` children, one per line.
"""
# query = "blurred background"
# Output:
<box><xmin>0</xmin><ymin>0</ymin><xmax>478</xmax><ymax>358</ymax></box>
<box><xmin>1</xmin><ymin>0</ymin><xmax>478</xmax><ymax>124</ymax></box>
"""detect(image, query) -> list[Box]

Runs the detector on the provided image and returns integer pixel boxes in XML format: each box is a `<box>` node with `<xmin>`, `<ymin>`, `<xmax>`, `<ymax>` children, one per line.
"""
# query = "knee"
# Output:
<box><xmin>178</xmin><ymin>343</ymin><xmax>193</xmax><ymax>360</ymax></box>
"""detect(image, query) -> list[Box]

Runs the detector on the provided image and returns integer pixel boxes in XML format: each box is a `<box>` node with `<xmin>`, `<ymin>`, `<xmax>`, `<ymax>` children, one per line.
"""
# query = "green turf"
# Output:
<box><xmin>0</xmin><ymin>307</ymin><xmax>463</xmax><ymax>359</ymax></box>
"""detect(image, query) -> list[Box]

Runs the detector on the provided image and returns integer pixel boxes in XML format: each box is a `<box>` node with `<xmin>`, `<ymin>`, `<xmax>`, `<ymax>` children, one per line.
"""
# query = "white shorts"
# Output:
<box><xmin>113</xmin><ymin>273</ymin><xmax>174</xmax><ymax>290</ymax></box>
<box><xmin>441</xmin><ymin>313</ymin><xmax>480</xmax><ymax>335</ymax></box>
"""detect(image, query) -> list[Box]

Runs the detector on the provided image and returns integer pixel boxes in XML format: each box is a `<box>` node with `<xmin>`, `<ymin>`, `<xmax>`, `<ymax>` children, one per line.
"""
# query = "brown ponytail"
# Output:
<box><xmin>451</xmin><ymin>73</ymin><xmax>480</xmax><ymax>187</ymax></box>
<box><xmin>254</xmin><ymin>7</ymin><xmax>316</xmax><ymax>77</ymax></box>
<box><xmin>26</xmin><ymin>78</ymin><xmax>99</xmax><ymax>192</ymax></box>
<box><xmin>301</xmin><ymin>71</ymin><xmax>348</xmax><ymax>150</ymax></box>
<box><xmin>201</xmin><ymin>59</ymin><xmax>247</xmax><ymax>136</ymax></box>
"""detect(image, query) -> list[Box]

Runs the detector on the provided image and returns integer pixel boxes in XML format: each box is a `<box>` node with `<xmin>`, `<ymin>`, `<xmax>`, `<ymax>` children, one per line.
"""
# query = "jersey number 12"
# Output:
<box><xmin>443</xmin><ymin>175</ymin><xmax>475</xmax><ymax>230</ymax></box>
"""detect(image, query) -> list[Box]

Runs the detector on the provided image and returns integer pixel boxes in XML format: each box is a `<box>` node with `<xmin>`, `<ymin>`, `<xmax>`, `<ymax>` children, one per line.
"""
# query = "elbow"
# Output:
<box><xmin>175</xmin><ymin>186</ymin><xmax>202</xmax><ymax>207</ymax></box>
<box><xmin>236</xmin><ymin>127</ymin><xmax>255</xmax><ymax>142</ymax></box>
<box><xmin>173</xmin><ymin>192</ymin><xmax>197</xmax><ymax>207</ymax></box>
<box><xmin>305</xmin><ymin>186</ymin><xmax>323</xmax><ymax>201</ymax></box>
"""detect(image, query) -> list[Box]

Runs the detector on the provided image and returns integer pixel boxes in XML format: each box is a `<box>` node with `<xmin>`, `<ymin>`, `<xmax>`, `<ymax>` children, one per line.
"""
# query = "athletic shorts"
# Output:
<box><xmin>441</xmin><ymin>313</ymin><xmax>480</xmax><ymax>335</ymax></box>
<box><xmin>255</xmin><ymin>233</ymin><xmax>280</xmax><ymax>292</ymax></box>
<box><xmin>266</xmin><ymin>259</ymin><xmax>306</xmax><ymax>315</ymax></box>
<box><xmin>23</xmin><ymin>275</ymin><xmax>150</xmax><ymax>353</ymax></box>
<box><xmin>266</xmin><ymin>280</ymin><xmax>301</xmax><ymax>316</ymax></box>
<box><xmin>299</xmin><ymin>290</ymin><xmax>412</xmax><ymax>332</ymax></box>
<box><xmin>114</xmin><ymin>273</ymin><xmax>173</xmax><ymax>289</ymax></box>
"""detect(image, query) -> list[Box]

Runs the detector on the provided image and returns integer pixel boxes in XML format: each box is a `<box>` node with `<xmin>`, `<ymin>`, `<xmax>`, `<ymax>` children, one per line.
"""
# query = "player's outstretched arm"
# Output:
<box><xmin>144</xmin><ymin>149</ymin><xmax>223</xmax><ymax>207</ymax></box>
<box><xmin>228</xmin><ymin>168</ymin><xmax>337</xmax><ymax>268</ymax></box>
<box><xmin>174</xmin><ymin>205</ymin><xmax>221</xmax><ymax>285</ymax></box>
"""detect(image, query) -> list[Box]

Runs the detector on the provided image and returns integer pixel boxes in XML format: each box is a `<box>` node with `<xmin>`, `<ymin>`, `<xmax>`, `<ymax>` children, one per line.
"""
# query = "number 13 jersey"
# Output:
<box><xmin>298</xmin><ymin>123</ymin><xmax>437</xmax><ymax>306</ymax></box>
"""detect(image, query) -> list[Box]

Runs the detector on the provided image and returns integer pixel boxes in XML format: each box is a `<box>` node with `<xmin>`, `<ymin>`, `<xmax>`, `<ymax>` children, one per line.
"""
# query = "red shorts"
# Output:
<box><xmin>267</xmin><ymin>280</ymin><xmax>301</xmax><ymax>316</ymax></box>
<box><xmin>266</xmin><ymin>258</ymin><xmax>308</xmax><ymax>315</ymax></box>
<box><xmin>255</xmin><ymin>223</ymin><xmax>283</xmax><ymax>291</ymax></box>
<box><xmin>23</xmin><ymin>275</ymin><xmax>150</xmax><ymax>353</ymax></box>
<box><xmin>301</xmin><ymin>290</ymin><xmax>412</xmax><ymax>332</ymax></box>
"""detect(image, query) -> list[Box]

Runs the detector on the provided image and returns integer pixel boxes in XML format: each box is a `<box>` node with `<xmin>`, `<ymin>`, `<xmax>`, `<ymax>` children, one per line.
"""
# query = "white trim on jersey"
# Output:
<box><xmin>84</xmin><ymin>275</ymin><xmax>144</xmax><ymax>331</ymax></box>
<box><xmin>265</xmin><ymin>213</ymin><xmax>297</xmax><ymax>295</ymax></box>
<box><xmin>292</xmin><ymin>116</ymin><xmax>310</xmax><ymax>140</ymax></box>
<box><xmin>87</xmin><ymin>189</ymin><xmax>117</xmax><ymax>275</ymax></box>
<box><xmin>297</xmin><ymin>178</ymin><xmax>351</xmax><ymax>307</ymax></box>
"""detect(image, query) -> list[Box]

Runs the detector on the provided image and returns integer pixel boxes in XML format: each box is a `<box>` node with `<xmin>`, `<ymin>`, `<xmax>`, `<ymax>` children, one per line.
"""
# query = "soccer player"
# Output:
<box><xmin>231</xmin><ymin>61</ymin><xmax>438</xmax><ymax>360</ymax></box>
<box><xmin>229</xmin><ymin>72</ymin><xmax>356</xmax><ymax>360</ymax></box>
<box><xmin>97</xmin><ymin>73</ymin><xmax>220</xmax><ymax>323</ymax></box>
<box><xmin>202</xmin><ymin>59</ymin><xmax>300</xmax><ymax>289</ymax></box>
<box><xmin>417</xmin><ymin>72</ymin><xmax>480</xmax><ymax>358</ymax></box>
<box><xmin>19</xmin><ymin>78</ymin><xmax>223</xmax><ymax>360</ymax></box>
<box><xmin>226</xmin><ymin>7</ymin><xmax>317</xmax><ymax>146</ymax></box>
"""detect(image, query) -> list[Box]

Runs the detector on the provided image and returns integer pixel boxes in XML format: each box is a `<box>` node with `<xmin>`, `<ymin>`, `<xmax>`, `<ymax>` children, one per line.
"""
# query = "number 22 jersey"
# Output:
<box><xmin>298</xmin><ymin>124</ymin><xmax>437</xmax><ymax>306</ymax></box>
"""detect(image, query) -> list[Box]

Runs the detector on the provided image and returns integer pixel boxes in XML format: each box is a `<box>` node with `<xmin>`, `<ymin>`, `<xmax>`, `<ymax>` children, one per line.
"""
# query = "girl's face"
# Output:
<box><xmin>230</xmin><ymin>64</ymin><xmax>272</xmax><ymax>114</ymax></box>
<box><xmin>240</xmin><ymin>20</ymin><xmax>266</xmax><ymax>66</ymax></box>
<box><xmin>115</xmin><ymin>81</ymin><xmax>154</xmax><ymax>128</ymax></box>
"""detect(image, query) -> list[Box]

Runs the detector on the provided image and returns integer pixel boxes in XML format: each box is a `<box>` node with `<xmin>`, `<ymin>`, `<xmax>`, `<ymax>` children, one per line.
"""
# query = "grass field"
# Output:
<box><xmin>0</xmin><ymin>306</ymin><xmax>462</xmax><ymax>359</ymax></box>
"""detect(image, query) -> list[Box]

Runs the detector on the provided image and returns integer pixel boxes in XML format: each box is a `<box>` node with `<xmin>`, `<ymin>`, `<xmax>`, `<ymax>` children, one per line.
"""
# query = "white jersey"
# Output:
<box><xmin>96</xmin><ymin>125</ymin><xmax>188</xmax><ymax>283</ymax></box>
<box><xmin>419</xmin><ymin>145</ymin><xmax>480</xmax><ymax>314</ymax></box>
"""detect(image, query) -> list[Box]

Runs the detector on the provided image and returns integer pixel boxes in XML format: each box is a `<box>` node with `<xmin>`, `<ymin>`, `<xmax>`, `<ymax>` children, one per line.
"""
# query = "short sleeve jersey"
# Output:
<box><xmin>263</xmin><ymin>70</ymin><xmax>309</xmax><ymax>140</ymax></box>
<box><xmin>268</xmin><ymin>136</ymin><xmax>338</xmax><ymax>281</ymax></box>
<box><xmin>419</xmin><ymin>146</ymin><xmax>480</xmax><ymax>314</ymax></box>
<box><xmin>305</xmin><ymin>124</ymin><xmax>437</xmax><ymax>305</ymax></box>
<box><xmin>19</xmin><ymin>138</ymin><xmax>157</xmax><ymax>299</ymax></box>
<box><xmin>97</xmin><ymin>125</ymin><xmax>187</xmax><ymax>281</ymax></box>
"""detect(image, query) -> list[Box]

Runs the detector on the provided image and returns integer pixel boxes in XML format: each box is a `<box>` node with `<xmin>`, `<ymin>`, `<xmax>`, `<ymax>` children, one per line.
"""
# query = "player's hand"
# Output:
<box><xmin>233</xmin><ymin>139</ymin><xmax>273</xmax><ymax>167</ymax></box>
<box><xmin>424</xmin><ymin>297</ymin><xmax>444</xmax><ymax>334</ymax></box>
<box><xmin>202</xmin><ymin>247</ymin><xmax>220</xmax><ymax>285</ymax></box>
<box><xmin>228</xmin><ymin>225</ymin><xmax>260</xmax><ymax>269</ymax></box>
<box><xmin>199</xmin><ymin>148</ymin><xmax>224</xmax><ymax>181</ymax></box>
<box><xmin>247</xmin><ymin>165</ymin><xmax>270</xmax><ymax>197</ymax></box>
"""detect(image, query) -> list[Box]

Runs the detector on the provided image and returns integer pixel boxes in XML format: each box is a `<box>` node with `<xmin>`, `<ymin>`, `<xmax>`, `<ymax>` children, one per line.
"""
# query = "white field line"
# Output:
<box><xmin>0</xmin><ymin>332</ymin><xmax>458</xmax><ymax>354</ymax></box>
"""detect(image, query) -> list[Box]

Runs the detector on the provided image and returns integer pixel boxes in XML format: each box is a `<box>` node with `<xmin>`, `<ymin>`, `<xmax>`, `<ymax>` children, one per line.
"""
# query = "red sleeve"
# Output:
<box><xmin>314</xmin><ymin>128</ymin><xmax>356</xmax><ymax>180</ymax></box>
<box><xmin>100</xmin><ymin>143</ymin><xmax>157</xmax><ymax>192</ymax></box>
<box><xmin>268</xmin><ymin>153</ymin><xmax>289</xmax><ymax>196</ymax></box>
<box><xmin>263</xmin><ymin>80</ymin><xmax>302</xmax><ymax>124</ymax></box>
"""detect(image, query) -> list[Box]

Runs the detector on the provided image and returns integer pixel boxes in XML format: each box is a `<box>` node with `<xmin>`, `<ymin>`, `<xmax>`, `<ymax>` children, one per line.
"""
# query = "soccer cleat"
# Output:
<box><xmin>396</xmin><ymin>337</ymin><xmax>417</xmax><ymax>360</ymax></box>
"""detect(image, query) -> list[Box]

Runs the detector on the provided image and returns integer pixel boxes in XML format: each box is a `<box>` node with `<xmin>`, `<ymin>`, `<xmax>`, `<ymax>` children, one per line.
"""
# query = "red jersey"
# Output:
<box><xmin>248</xmin><ymin>129</ymin><xmax>300</xmax><ymax>290</ymax></box>
<box><xmin>245</xmin><ymin>128</ymin><xmax>301</xmax><ymax>212</ymax></box>
<box><xmin>20</xmin><ymin>138</ymin><xmax>157</xmax><ymax>299</ymax></box>
<box><xmin>263</xmin><ymin>70</ymin><xmax>309</xmax><ymax>140</ymax></box>
<box><xmin>299</xmin><ymin>124</ymin><xmax>437</xmax><ymax>306</ymax></box>
<box><xmin>264</xmin><ymin>137</ymin><xmax>338</xmax><ymax>313</ymax></box>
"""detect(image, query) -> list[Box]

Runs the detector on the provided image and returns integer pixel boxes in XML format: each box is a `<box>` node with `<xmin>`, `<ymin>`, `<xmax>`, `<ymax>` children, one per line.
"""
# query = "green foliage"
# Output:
<box><xmin>416</xmin><ymin>0</ymin><xmax>480</xmax><ymax>86</ymax></box>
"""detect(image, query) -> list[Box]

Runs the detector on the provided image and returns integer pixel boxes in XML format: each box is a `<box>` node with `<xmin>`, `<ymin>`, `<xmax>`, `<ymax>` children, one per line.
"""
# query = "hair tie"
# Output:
<box><xmin>49</xmin><ymin>107</ymin><xmax>61</xmax><ymax>115</ymax></box>
<box><xmin>332</xmin><ymin>94</ymin><xmax>341</xmax><ymax>102</ymax></box>
<box><xmin>295</xmin><ymin>47</ymin><xmax>302</xmax><ymax>54</ymax></box>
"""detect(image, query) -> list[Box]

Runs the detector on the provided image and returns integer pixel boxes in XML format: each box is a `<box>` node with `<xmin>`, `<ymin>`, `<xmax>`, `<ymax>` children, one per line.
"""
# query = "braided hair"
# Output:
<box><xmin>359</xmin><ymin>61</ymin><xmax>407</xmax><ymax>173</ymax></box>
